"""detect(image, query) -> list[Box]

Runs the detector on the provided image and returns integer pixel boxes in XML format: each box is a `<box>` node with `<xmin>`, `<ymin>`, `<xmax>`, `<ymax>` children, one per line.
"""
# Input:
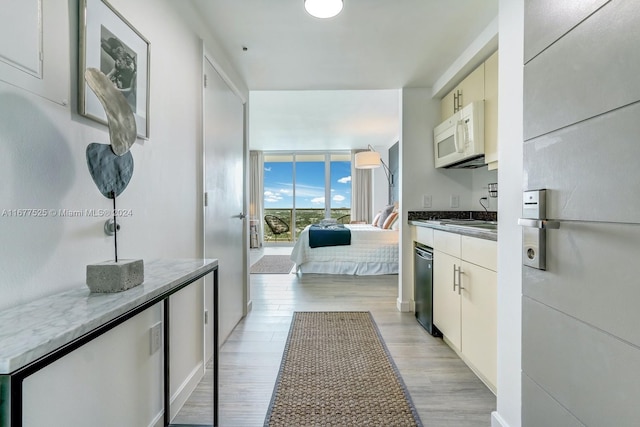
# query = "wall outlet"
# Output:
<box><xmin>150</xmin><ymin>322</ymin><xmax>162</xmax><ymax>355</ymax></box>
<box><xmin>450</xmin><ymin>195</ymin><xmax>460</xmax><ymax>208</ymax></box>
<box><xmin>422</xmin><ymin>195</ymin><xmax>432</xmax><ymax>208</ymax></box>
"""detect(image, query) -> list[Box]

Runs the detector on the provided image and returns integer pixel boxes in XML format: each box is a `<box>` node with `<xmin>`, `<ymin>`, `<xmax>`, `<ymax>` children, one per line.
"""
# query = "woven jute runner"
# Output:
<box><xmin>264</xmin><ymin>311</ymin><xmax>422</xmax><ymax>426</ymax></box>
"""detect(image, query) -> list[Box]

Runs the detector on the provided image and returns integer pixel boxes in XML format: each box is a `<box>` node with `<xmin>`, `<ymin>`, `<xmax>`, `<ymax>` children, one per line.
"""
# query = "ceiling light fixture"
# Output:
<box><xmin>304</xmin><ymin>0</ymin><xmax>343</xmax><ymax>19</ymax></box>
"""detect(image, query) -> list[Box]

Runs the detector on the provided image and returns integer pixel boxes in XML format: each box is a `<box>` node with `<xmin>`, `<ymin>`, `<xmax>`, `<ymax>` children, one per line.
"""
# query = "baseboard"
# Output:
<box><xmin>491</xmin><ymin>411</ymin><xmax>511</xmax><ymax>427</ymax></box>
<box><xmin>150</xmin><ymin>411</ymin><xmax>164</xmax><ymax>427</ymax></box>
<box><xmin>149</xmin><ymin>361</ymin><xmax>204</xmax><ymax>426</ymax></box>
<box><xmin>396</xmin><ymin>298</ymin><xmax>411</xmax><ymax>312</ymax></box>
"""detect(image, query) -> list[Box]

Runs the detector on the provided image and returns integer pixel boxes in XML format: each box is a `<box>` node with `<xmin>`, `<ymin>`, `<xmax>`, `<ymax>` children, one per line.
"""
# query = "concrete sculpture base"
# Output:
<box><xmin>86</xmin><ymin>259</ymin><xmax>144</xmax><ymax>293</ymax></box>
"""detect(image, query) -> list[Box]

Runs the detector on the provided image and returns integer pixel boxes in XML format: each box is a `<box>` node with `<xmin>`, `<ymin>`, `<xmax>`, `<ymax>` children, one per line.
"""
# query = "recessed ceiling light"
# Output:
<box><xmin>304</xmin><ymin>0</ymin><xmax>343</xmax><ymax>19</ymax></box>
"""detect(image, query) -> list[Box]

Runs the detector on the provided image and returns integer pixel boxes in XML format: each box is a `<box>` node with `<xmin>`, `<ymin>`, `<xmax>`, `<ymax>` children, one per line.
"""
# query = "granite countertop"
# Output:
<box><xmin>410</xmin><ymin>219</ymin><xmax>498</xmax><ymax>241</ymax></box>
<box><xmin>0</xmin><ymin>258</ymin><xmax>217</xmax><ymax>374</ymax></box>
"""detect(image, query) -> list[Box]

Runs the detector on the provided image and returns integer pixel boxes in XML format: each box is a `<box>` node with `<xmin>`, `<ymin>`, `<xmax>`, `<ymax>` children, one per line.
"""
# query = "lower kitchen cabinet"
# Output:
<box><xmin>460</xmin><ymin>260</ymin><xmax>497</xmax><ymax>392</ymax></box>
<box><xmin>432</xmin><ymin>230</ymin><xmax>497</xmax><ymax>393</ymax></box>
<box><xmin>433</xmin><ymin>251</ymin><xmax>462</xmax><ymax>351</ymax></box>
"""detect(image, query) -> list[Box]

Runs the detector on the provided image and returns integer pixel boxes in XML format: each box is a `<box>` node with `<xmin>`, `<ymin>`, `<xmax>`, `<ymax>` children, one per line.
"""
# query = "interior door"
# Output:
<box><xmin>203</xmin><ymin>56</ymin><xmax>245</xmax><ymax>359</ymax></box>
<box><xmin>521</xmin><ymin>1</ymin><xmax>640</xmax><ymax>425</ymax></box>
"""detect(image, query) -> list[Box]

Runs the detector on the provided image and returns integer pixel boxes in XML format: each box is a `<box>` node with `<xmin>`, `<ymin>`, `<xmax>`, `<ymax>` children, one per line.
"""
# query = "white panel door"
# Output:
<box><xmin>203</xmin><ymin>57</ymin><xmax>245</xmax><ymax>359</ymax></box>
<box><xmin>522</xmin><ymin>1</ymin><xmax>640</xmax><ymax>425</ymax></box>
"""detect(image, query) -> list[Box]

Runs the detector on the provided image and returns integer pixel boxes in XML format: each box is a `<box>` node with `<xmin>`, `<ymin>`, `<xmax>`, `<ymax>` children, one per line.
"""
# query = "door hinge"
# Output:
<box><xmin>204</xmin><ymin>74</ymin><xmax>207</xmax><ymax>88</ymax></box>
<box><xmin>204</xmin><ymin>192</ymin><xmax>208</xmax><ymax>207</ymax></box>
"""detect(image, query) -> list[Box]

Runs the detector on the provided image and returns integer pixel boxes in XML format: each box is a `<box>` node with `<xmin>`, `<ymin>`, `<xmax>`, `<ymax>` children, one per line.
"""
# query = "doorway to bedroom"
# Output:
<box><xmin>262</xmin><ymin>152</ymin><xmax>352</xmax><ymax>246</ymax></box>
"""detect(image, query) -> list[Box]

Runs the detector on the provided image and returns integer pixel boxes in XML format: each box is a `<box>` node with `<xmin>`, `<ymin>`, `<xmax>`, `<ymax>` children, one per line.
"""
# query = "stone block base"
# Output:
<box><xmin>86</xmin><ymin>259</ymin><xmax>144</xmax><ymax>293</ymax></box>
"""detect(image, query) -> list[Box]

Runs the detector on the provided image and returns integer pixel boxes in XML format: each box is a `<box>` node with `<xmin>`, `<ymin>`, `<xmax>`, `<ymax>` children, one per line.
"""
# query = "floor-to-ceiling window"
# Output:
<box><xmin>263</xmin><ymin>152</ymin><xmax>351</xmax><ymax>244</ymax></box>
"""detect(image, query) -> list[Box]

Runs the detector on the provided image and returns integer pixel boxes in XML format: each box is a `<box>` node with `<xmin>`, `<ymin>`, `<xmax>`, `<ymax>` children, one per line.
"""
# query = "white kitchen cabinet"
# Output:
<box><xmin>433</xmin><ymin>250</ymin><xmax>462</xmax><ymax>351</ymax></box>
<box><xmin>484</xmin><ymin>51</ymin><xmax>499</xmax><ymax>170</ymax></box>
<box><xmin>432</xmin><ymin>230</ymin><xmax>497</xmax><ymax>393</ymax></box>
<box><xmin>440</xmin><ymin>63</ymin><xmax>485</xmax><ymax>121</ymax></box>
<box><xmin>460</xmin><ymin>260</ymin><xmax>497</xmax><ymax>391</ymax></box>
<box><xmin>439</xmin><ymin>51</ymin><xmax>499</xmax><ymax>170</ymax></box>
<box><xmin>412</xmin><ymin>225</ymin><xmax>433</xmax><ymax>247</ymax></box>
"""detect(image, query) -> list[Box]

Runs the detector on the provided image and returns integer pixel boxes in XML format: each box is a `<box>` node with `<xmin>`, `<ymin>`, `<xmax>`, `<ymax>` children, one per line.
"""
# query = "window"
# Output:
<box><xmin>263</xmin><ymin>152</ymin><xmax>351</xmax><ymax>243</ymax></box>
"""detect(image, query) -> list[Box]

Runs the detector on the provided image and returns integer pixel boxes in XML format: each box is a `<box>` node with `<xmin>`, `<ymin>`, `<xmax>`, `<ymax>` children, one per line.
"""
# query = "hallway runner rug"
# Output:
<box><xmin>250</xmin><ymin>255</ymin><xmax>295</xmax><ymax>274</ymax></box>
<box><xmin>264</xmin><ymin>311</ymin><xmax>423</xmax><ymax>426</ymax></box>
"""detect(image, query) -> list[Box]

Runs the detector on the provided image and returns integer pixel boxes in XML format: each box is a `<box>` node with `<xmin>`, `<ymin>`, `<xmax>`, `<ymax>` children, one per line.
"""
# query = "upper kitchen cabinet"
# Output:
<box><xmin>440</xmin><ymin>64</ymin><xmax>485</xmax><ymax>120</ymax></box>
<box><xmin>484</xmin><ymin>51</ymin><xmax>499</xmax><ymax>170</ymax></box>
<box><xmin>439</xmin><ymin>51</ymin><xmax>499</xmax><ymax>170</ymax></box>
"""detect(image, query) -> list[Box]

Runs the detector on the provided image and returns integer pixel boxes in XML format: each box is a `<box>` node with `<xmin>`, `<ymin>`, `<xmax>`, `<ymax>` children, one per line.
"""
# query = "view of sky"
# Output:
<box><xmin>264</xmin><ymin>161</ymin><xmax>351</xmax><ymax>209</ymax></box>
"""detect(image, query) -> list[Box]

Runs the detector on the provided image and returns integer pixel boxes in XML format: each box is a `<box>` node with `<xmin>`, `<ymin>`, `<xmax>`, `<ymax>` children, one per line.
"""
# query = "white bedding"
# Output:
<box><xmin>290</xmin><ymin>224</ymin><xmax>399</xmax><ymax>275</ymax></box>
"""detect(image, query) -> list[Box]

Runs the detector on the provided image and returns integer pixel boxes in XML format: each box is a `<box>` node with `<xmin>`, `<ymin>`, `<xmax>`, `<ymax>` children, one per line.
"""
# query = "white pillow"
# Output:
<box><xmin>391</xmin><ymin>217</ymin><xmax>400</xmax><ymax>230</ymax></box>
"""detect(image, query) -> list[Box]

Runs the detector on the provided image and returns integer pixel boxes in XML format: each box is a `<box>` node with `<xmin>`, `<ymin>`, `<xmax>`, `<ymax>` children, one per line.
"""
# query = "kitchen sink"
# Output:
<box><xmin>435</xmin><ymin>219</ymin><xmax>498</xmax><ymax>231</ymax></box>
<box><xmin>413</xmin><ymin>218</ymin><xmax>498</xmax><ymax>231</ymax></box>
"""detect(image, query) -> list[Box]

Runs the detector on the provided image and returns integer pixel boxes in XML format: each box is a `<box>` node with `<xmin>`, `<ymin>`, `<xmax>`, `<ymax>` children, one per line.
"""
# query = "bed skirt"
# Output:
<box><xmin>295</xmin><ymin>261</ymin><xmax>398</xmax><ymax>276</ymax></box>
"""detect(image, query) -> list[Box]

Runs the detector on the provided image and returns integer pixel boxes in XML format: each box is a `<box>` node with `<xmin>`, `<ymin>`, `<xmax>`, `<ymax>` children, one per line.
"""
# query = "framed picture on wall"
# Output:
<box><xmin>79</xmin><ymin>0</ymin><xmax>150</xmax><ymax>139</ymax></box>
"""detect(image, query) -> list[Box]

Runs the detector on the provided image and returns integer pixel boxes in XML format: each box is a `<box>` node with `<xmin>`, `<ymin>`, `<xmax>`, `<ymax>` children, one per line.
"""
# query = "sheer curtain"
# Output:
<box><xmin>351</xmin><ymin>149</ymin><xmax>372</xmax><ymax>223</ymax></box>
<box><xmin>249</xmin><ymin>151</ymin><xmax>264</xmax><ymax>247</ymax></box>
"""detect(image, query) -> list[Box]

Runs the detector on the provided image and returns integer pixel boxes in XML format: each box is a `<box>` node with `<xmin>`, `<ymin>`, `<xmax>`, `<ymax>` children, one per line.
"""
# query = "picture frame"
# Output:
<box><xmin>79</xmin><ymin>0</ymin><xmax>150</xmax><ymax>139</ymax></box>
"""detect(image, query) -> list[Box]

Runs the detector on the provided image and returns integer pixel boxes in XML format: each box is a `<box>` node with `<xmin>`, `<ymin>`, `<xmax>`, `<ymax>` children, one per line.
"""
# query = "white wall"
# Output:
<box><xmin>398</xmin><ymin>88</ymin><xmax>437</xmax><ymax>310</ymax></box>
<box><xmin>0</xmin><ymin>0</ymin><xmax>246</xmax><ymax>424</ymax></box>
<box><xmin>492</xmin><ymin>1</ymin><xmax>524</xmax><ymax>426</ymax></box>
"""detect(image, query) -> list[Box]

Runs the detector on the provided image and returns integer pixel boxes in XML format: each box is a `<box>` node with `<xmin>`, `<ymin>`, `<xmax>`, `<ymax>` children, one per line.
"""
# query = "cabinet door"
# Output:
<box><xmin>441</xmin><ymin>89</ymin><xmax>456</xmax><ymax>121</ymax></box>
<box><xmin>484</xmin><ymin>51</ymin><xmax>499</xmax><ymax>169</ymax></box>
<box><xmin>441</xmin><ymin>61</ymin><xmax>486</xmax><ymax>120</ymax></box>
<box><xmin>461</xmin><ymin>261</ymin><xmax>497</xmax><ymax>391</ymax></box>
<box><xmin>433</xmin><ymin>251</ymin><xmax>461</xmax><ymax>351</ymax></box>
<box><xmin>458</xmin><ymin>63</ymin><xmax>485</xmax><ymax>110</ymax></box>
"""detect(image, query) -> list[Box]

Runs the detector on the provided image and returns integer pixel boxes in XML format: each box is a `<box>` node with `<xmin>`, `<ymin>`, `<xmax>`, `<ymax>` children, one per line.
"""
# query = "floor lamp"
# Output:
<box><xmin>354</xmin><ymin>145</ymin><xmax>393</xmax><ymax>204</ymax></box>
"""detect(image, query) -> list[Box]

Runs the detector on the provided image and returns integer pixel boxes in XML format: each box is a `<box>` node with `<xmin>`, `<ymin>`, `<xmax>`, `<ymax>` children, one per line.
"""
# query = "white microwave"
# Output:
<box><xmin>433</xmin><ymin>101</ymin><xmax>485</xmax><ymax>169</ymax></box>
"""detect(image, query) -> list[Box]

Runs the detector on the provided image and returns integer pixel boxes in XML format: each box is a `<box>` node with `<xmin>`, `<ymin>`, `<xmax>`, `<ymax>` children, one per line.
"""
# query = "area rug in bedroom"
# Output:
<box><xmin>264</xmin><ymin>311</ymin><xmax>423</xmax><ymax>427</ymax></box>
<box><xmin>250</xmin><ymin>255</ymin><xmax>295</xmax><ymax>274</ymax></box>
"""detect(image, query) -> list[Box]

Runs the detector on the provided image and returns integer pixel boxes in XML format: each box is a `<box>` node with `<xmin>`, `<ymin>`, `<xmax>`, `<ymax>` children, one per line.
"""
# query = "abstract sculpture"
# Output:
<box><xmin>84</xmin><ymin>68</ymin><xmax>143</xmax><ymax>293</ymax></box>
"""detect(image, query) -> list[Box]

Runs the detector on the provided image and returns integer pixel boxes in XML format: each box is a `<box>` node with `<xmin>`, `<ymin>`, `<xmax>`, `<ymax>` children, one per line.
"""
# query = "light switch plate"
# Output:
<box><xmin>422</xmin><ymin>195</ymin><xmax>432</xmax><ymax>208</ymax></box>
<box><xmin>450</xmin><ymin>195</ymin><xmax>459</xmax><ymax>208</ymax></box>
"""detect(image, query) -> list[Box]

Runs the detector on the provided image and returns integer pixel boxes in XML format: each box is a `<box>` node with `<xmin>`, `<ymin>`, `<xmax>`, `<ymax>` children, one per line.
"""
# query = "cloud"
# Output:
<box><xmin>337</xmin><ymin>176</ymin><xmax>351</xmax><ymax>184</ymax></box>
<box><xmin>311</xmin><ymin>197</ymin><xmax>325</xmax><ymax>204</ymax></box>
<box><xmin>333</xmin><ymin>195</ymin><xmax>345</xmax><ymax>202</ymax></box>
<box><xmin>263</xmin><ymin>190</ymin><xmax>283</xmax><ymax>203</ymax></box>
<box><xmin>264</xmin><ymin>166</ymin><xmax>271</xmax><ymax>172</ymax></box>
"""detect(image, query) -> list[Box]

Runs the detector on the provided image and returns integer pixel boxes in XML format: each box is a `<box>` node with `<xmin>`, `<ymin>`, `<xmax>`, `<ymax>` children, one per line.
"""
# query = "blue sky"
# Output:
<box><xmin>264</xmin><ymin>161</ymin><xmax>351</xmax><ymax>209</ymax></box>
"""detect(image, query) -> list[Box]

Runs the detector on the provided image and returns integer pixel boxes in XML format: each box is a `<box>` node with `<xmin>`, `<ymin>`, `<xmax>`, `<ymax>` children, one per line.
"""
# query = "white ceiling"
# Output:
<box><xmin>188</xmin><ymin>0</ymin><xmax>499</xmax><ymax>151</ymax></box>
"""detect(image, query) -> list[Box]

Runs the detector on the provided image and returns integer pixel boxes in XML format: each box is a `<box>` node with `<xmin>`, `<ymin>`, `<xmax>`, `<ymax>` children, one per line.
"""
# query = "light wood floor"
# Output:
<box><xmin>175</xmin><ymin>250</ymin><xmax>496</xmax><ymax>426</ymax></box>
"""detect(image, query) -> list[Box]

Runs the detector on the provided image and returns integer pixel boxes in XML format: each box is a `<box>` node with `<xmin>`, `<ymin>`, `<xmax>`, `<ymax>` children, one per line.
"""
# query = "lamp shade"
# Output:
<box><xmin>354</xmin><ymin>150</ymin><xmax>381</xmax><ymax>169</ymax></box>
<box><xmin>304</xmin><ymin>0</ymin><xmax>343</xmax><ymax>18</ymax></box>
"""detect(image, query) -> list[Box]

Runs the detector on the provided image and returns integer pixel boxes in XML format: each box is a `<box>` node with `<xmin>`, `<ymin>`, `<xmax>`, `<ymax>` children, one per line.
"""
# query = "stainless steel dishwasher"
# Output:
<box><xmin>414</xmin><ymin>243</ymin><xmax>442</xmax><ymax>337</ymax></box>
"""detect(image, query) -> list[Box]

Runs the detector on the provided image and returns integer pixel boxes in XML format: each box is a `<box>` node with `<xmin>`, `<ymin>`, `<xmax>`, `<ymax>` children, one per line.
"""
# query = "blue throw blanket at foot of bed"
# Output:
<box><xmin>308</xmin><ymin>224</ymin><xmax>351</xmax><ymax>248</ymax></box>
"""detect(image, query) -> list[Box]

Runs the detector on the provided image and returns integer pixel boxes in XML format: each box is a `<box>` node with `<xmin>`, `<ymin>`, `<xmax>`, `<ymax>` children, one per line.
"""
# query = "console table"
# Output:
<box><xmin>0</xmin><ymin>258</ymin><xmax>219</xmax><ymax>427</ymax></box>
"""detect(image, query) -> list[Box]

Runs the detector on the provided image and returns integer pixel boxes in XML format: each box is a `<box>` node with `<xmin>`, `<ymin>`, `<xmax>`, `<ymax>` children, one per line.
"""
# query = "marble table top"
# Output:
<box><xmin>0</xmin><ymin>258</ymin><xmax>217</xmax><ymax>374</ymax></box>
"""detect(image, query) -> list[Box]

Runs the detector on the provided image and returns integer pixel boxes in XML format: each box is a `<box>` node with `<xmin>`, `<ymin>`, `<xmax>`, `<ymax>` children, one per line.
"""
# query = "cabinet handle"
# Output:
<box><xmin>453</xmin><ymin>89</ymin><xmax>463</xmax><ymax>112</ymax></box>
<box><xmin>457</xmin><ymin>266</ymin><xmax>464</xmax><ymax>295</ymax></box>
<box><xmin>452</xmin><ymin>264</ymin><xmax>457</xmax><ymax>291</ymax></box>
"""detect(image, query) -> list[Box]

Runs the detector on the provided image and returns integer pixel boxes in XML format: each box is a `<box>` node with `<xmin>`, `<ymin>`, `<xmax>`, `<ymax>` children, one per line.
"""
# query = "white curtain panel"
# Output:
<box><xmin>249</xmin><ymin>150</ymin><xmax>264</xmax><ymax>247</ymax></box>
<box><xmin>351</xmin><ymin>149</ymin><xmax>372</xmax><ymax>223</ymax></box>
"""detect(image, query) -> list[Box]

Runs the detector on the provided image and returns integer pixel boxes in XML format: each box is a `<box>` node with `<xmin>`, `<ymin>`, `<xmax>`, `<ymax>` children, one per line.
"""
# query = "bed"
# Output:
<box><xmin>290</xmin><ymin>224</ymin><xmax>399</xmax><ymax>275</ymax></box>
